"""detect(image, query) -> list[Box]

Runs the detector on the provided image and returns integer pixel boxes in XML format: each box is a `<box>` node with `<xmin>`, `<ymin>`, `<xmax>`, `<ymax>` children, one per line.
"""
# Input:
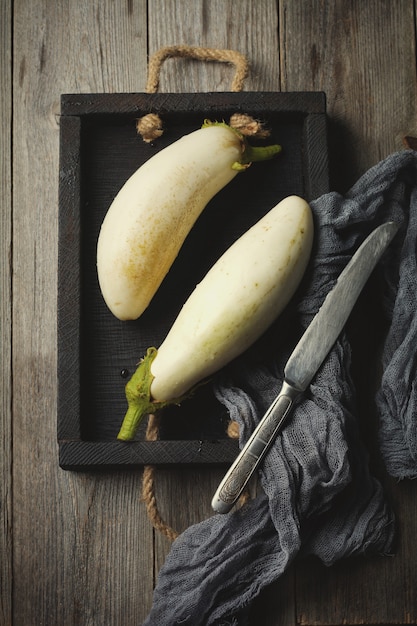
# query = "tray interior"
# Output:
<box><xmin>58</xmin><ymin>92</ymin><xmax>329</xmax><ymax>467</ymax></box>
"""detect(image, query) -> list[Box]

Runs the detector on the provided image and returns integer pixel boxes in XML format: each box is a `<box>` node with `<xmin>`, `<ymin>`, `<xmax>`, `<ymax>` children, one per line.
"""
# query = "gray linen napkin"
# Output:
<box><xmin>143</xmin><ymin>150</ymin><xmax>417</xmax><ymax>625</ymax></box>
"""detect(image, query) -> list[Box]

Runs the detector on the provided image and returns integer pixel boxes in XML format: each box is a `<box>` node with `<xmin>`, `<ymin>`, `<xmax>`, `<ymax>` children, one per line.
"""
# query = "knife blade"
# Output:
<box><xmin>211</xmin><ymin>221</ymin><xmax>399</xmax><ymax>514</ymax></box>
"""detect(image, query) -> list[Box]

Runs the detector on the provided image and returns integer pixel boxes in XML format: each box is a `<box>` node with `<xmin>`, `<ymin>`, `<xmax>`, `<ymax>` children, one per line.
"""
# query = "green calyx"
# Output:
<box><xmin>201</xmin><ymin>119</ymin><xmax>282</xmax><ymax>171</ymax></box>
<box><xmin>117</xmin><ymin>347</ymin><xmax>195</xmax><ymax>441</ymax></box>
<box><xmin>117</xmin><ymin>347</ymin><xmax>169</xmax><ymax>441</ymax></box>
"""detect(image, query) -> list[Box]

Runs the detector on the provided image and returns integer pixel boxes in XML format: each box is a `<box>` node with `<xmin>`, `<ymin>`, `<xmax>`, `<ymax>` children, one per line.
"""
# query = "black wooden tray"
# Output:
<box><xmin>58</xmin><ymin>91</ymin><xmax>329</xmax><ymax>470</ymax></box>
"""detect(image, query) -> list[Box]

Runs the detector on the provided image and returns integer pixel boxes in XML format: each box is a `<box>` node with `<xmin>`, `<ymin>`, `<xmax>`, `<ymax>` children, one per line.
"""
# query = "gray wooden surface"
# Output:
<box><xmin>1</xmin><ymin>1</ymin><xmax>417</xmax><ymax>624</ymax></box>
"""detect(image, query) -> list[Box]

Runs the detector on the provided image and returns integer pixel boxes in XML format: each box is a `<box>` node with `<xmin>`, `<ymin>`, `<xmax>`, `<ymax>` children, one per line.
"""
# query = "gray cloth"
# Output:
<box><xmin>143</xmin><ymin>150</ymin><xmax>417</xmax><ymax>625</ymax></box>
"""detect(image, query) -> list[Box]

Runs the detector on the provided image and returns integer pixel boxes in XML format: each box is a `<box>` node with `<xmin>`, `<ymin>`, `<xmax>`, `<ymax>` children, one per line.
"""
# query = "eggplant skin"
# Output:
<box><xmin>150</xmin><ymin>195</ymin><xmax>314</xmax><ymax>402</ymax></box>
<box><xmin>117</xmin><ymin>195</ymin><xmax>313</xmax><ymax>442</ymax></box>
<box><xmin>96</xmin><ymin>124</ymin><xmax>244</xmax><ymax>321</ymax></box>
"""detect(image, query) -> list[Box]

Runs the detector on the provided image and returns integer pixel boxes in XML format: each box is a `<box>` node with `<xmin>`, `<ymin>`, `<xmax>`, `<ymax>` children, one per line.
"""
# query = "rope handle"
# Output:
<box><xmin>145</xmin><ymin>44</ymin><xmax>249</xmax><ymax>93</ymax></box>
<box><xmin>143</xmin><ymin>414</ymin><xmax>249</xmax><ymax>542</ymax></box>
<box><xmin>142</xmin><ymin>414</ymin><xmax>179</xmax><ymax>542</ymax></box>
<box><xmin>137</xmin><ymin>46</ymin><xmax>270</xmax><ymax>143</ymax></box>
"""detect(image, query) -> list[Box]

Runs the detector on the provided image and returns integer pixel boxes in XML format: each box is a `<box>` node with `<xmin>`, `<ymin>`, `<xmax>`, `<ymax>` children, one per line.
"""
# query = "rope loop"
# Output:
<box><xmin>142</xmin><ymin>414</ymin><xmax>250</xmax><ymax>541</ymax></box>
<box><xmin>145</xmin><ymin>44</ymin><xmax>249</xmax><ymax>94</ymax></box>
<box><xmin>142</xmin><ymin>414</ymin><xmax>180</xmax><ymax>542</ymax></box>
<box><xmin>137</xmin><ymin>46</ymin><xmax>271</xmax><ymax>144</ymax></box>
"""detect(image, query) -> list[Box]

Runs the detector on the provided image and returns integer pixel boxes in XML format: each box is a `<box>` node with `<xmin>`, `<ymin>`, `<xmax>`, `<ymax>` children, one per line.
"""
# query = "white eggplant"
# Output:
<box><xmin>97</xmin><ymin>121</ymin><xmax>281</xmax><ymax>320</ymax></box>
<box><xmin>117</xmin><ymin>195</ymin><xmax>314</xmax><ymax>441</ymax></box>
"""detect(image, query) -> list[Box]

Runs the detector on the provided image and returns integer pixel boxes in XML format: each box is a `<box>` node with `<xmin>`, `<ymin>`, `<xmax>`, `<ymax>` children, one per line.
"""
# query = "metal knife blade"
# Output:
<box><xmin>212</xmin><ymin>221</ymin><xmax>399</xmax><ymax>514</ymax></box>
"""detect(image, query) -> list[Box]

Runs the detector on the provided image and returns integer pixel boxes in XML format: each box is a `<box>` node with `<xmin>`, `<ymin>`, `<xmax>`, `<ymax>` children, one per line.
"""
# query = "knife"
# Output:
<box><xmin>211</xmin><ymin>221</ymin><xmax>399</xmax><ymax>514</ymax></box>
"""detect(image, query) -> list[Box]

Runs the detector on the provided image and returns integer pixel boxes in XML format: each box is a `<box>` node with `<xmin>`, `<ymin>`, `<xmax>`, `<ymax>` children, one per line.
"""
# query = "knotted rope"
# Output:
<box><xmin>136</xmin><ymin>45</ymin><xmax>269</xmax><ymax>143</ymax></box>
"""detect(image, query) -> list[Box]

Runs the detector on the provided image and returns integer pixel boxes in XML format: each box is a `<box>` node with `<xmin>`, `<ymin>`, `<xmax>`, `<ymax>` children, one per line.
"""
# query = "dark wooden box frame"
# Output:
<box><xmin>58</xmin><ymin>91</ymin><xmax>329</xmax><ymax>470</ymax></box>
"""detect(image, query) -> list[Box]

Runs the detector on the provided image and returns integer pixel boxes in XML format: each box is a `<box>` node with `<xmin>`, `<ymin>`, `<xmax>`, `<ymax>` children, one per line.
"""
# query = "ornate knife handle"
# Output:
<box><xmin>211</xmin><ymin>381</ymin><xmax>300</xmax><ymax>514</ymax></box>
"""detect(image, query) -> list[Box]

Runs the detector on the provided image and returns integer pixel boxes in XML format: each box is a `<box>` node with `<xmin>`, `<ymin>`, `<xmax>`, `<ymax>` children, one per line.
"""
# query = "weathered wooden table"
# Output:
<box><xmin>1</xmin><ymin>2</ymin><xmax>417</xmax><ymax>624</ymax></box>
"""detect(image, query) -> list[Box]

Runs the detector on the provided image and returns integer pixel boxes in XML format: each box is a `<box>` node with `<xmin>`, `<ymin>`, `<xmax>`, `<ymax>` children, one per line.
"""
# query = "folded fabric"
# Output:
<box><xmin>373</xmin><ymin>157</ymin><xmax>417</xmax><ymax>478</ymax></box>
<box><xmin>143</xmin><ymin>149</ymin><xmax>417</xmax><ymax>625</ymax></box>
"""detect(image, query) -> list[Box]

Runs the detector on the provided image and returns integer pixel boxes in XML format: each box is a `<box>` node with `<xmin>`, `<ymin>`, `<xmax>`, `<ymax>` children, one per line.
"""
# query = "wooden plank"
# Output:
<box><xmin>153</xmin><ymin>466</ymin><xmax>230</xmax><ymax>571</ymax></box>
<box><xmin>11</xmin><ymin>0</ymin><xmax>153</xmax><ymax>624</ymax></box>
<box><xmin>8</xmin><ymin>1</ymin><xmax>417</xmax><ymax>624</ymax></box>
<box><xmin>280</xmin><ymin>0</ymin><xmax>417</xmax><ymax>190</ymax></box>
<box><xmin>297</xmin><ymin>478</ymin><xmax>417</xmax><ymax>626</ymax></box>
<box><xmin>60</xmin><ymin>90</ymin><xmax>327</xmax><ymax>115</ymax></box>
<box><xmin>0</xmin><ymin>1</ymin><xmax>12</xmax><ymax>624</ymax></box>
<box><xmin>148</xmin><ymin>0</ymin><xmax>280</xmax><ymax>92</ymax></box>
<box><xmin>249</xmin><ymin>566</ymin><xmax>297</xmax><ymax>626</ymax></box>
<box><xmin>57</xmin><ymin>114</ymin><xmax>82</xmax><ymax>441</ymax></box>
<box><xmin>280</xmin><ymin>1</ymin><xmax>417</xmax><ymax>624</ymax></box>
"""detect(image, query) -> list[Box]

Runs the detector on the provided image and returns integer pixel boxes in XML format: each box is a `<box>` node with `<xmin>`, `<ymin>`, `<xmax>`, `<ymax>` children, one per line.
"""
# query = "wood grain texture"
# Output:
<box><xmin>280</xmin><ymin>0</ymin><xmax>417</xmax><ymax>190</ymax></box>
<box><xmin>279</xmin><ymin>2</ymin><xmax>417</xmax><ymax>624</ymax></box>
<box><xmin>11</xmin><ymin>1</ymin><xmax>153</xmax><ymax>624</ymax></box>
<box><xmin>148</xmin><ymin>0</ymin><xmax>280</xmax><ymax>92</ymax></box>
<box><xmin>0</xmin><ymin>2</ymin><xmax>12</xmax><ymax>624</ymax></box>
<box><xmin>296</xmin><ymin>477</ymin><xmax>417</xmax><ymax>626</ymax></box>
<box><xmin>4</xmin><ymin>0</ymin><xmax>417</xmax><ymax>623</ymax></box>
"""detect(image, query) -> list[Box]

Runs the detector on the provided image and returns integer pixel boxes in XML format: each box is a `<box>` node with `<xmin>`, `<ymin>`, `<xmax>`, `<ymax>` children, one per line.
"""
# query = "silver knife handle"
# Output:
<box><xmin>211</xmin><ymin>381</ymin><xmax>300</xmax><ymax>514</ymax></box>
